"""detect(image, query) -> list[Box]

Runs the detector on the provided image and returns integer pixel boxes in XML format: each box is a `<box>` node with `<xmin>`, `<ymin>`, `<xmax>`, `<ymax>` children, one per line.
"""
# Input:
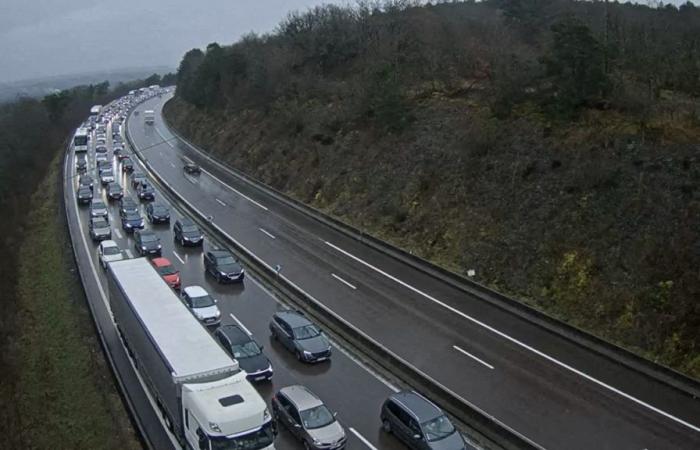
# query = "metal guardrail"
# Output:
<box><xmin>126</xmin><ymin>100</ymin><xmax>543</xmax><ymax>450</ymax></box>
<box><xmin>159</xmin><ymin>104</ymin><xmax>700</xmax><ymax>400</ymax></box>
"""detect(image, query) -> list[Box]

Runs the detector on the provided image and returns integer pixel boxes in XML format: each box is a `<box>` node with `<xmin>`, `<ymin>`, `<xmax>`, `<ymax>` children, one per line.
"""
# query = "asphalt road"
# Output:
<box><xmin>66</xmin><ymin>111</ymin><xmax>411</xmax><ymax>450</ymax></box>
<box><xmin>122</xmin><ymin>93</ymin><xmax>700</xmax><ymax>450</ymax></box>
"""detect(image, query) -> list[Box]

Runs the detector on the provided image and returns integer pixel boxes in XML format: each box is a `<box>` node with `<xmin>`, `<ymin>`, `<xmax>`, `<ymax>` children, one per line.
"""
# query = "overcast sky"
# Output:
<box><xmin>0</xmin><ymin>0</ymin><xmax>343</xmax><ymax>83</ymax></box>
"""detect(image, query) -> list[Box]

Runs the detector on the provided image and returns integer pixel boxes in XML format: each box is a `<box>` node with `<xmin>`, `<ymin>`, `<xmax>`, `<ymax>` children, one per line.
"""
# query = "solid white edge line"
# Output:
<box><xmin>172</xmin><ymin>251</ymin><xmax>186</xmax><ymax>265</ymax></box>
<box><xmin>258</xmin><ymin>228</ymin><xmax>276</xmax><ymax>239</ymax></box>
<box><xmin>349</xmin><ymin>427</ymin><xmax>378</xmax><ymax>450</ymax></box>
<box><xmin>169</xmin><ymin>162</ymin><xmax>175</xmax><ymax>168</ymax></box>
<box><xmin>324</xmin><ymin>240</ymin><xmax>700</xmax><ymax>433</ymax></box>
<box><xmin>114</xmin><ymin>228</ymin><xmax>123</xmax><ymax>239</ymax></box>
<box><xmin>331</xmin><ymin>273</ymin><xmax>357</xmax><ymax>290</ymax></box>
<box><xmin>228</xmin><ymin>313</ymin><xmax>252</xmax><ymax>336</ymax></box>
<box><xmin>125</xmin><ymin>249</ymin><xmax>134</xmax><ymax>259</ymax></box>
<box><xmin>215</xmin><ymin>198</ymin><xmax>226</xmax><ymax>207</ymax></box>
<box><xmin>153</xmin><ymin>125</ymin><xmax>269</xmax><ymax>212</ymax></box>
<box><xmin>67</xmin><ymin>151</ymin><xmax>182</xmax><ymax>450</ymax></box>
<box><xmin>453</xmin><ymin>345</ymin><xmax>494</xmax><ymax>370</ymax></box>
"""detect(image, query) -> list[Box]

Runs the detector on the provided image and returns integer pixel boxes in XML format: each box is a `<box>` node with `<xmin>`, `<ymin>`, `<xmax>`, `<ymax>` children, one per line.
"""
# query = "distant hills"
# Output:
<box><xmin>0</xmin><ymin>66</ymin><xmax>174</xmax><ymax>102</ymax></box>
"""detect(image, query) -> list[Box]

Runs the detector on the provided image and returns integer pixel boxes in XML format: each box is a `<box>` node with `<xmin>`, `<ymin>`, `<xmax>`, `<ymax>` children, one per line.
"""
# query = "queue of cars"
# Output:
<box><xmin>74</xmin><ymin>88</ymin><xmax>470</xmax><ymax>450</ymax></box>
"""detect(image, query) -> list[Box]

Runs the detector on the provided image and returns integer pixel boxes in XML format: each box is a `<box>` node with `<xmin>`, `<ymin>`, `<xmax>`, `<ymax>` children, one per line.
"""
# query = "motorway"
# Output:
<box><xmin>122</xmin><ymin>92</ymin><xmax>700</xmax><ymax>450</ymax></box>
<box><xmin>65</xmin><ymin>107</ymin><xmax>412</xmax><ymax>450</ymax></box>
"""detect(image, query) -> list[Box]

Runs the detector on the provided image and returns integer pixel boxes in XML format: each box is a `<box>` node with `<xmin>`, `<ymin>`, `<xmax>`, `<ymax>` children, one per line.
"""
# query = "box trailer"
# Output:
<box><xmin>144</xmin><ymin>110</ymin><xmax>155</xmax><ymax>125</ymax></box>
<box><xmin>90</xmin><ymin>104</ymin><xmax>103</xmax><ymax>115</ymax></box>
<box><xmin>107</xmin><ymin>258</ymin><xmax>275</xmax><ymax>449</ymax></box>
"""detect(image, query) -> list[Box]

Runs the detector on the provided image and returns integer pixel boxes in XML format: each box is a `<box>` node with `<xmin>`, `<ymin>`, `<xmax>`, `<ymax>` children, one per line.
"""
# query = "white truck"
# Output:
<box><xmin>107</xmin><ymin>258</ymin><xmax>275</xmax><ymax>450</ymax></box>
<box><xmin>90</xmin><ymin>104</ymin><xmax>103</xmax><ymax>115</ymax></box>
<box><xmin>73</xmin><ymin>127</ymin><xmax>89</xmax><ymax>153</ymax></box>
<box><xmin>144</xmin><ymin>110</ymin><xmax>155</xmax><ymax>125</ymax></box>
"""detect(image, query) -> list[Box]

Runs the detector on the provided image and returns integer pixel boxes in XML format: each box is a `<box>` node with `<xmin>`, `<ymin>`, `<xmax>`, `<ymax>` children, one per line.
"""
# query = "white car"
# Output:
<box><xmin>98</xmin><ymin>240</ymin><xmax>125</xmax><ymax>269</ymax></box>
<box><xmin>180</xmin><ymin>286</ymin><xmax>221</xmax><ymax>326</ymax></box>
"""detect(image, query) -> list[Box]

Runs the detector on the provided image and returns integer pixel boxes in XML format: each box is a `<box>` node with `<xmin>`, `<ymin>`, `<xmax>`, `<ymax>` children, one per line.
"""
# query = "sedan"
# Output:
<box><xmin>89</xmin><ymin>216</ymin><xmax>111</xmax><ymax>241</ymax></box>
<box><xmin>204</xmin><ymin>250</ymin><xmax>244</xmax><ymax>283</ymax></box>
<box><xmin>78</xmin><ymin>174</ymin><xmax>94</xmax><ymax>191</ymax></box>
<box><xmin>107</xmin><ymin>182</ymin><xmax>123</xmax><ymax>201</ymax></box>
<box><xmin>89</xmin><ymin>200</ymin><xmax>108</xmax><ymax>219</ymax></box>
<box><xmin>100</xmin><ymin>169</ymin><xmax>114</xmax><ymax>185</ymax></box>
<box><xmin>136</xmin><ymin>181</ymin><xmax>155</xmax><ymax>201</ymax></box>
<box><xmin>271</xmin><ymin>386</ymin><xmax>346</xmax><ymax>450</ymax></box>
<box><xmin>180</xmin><ymin>286</ymin><xmax>221</xmax><ymax>326</ymax></box>
<box><xmin>75</xmin><ymin>157</ymin><xmax>87</xmax><ymax>172</ymax></box>
<box><xmin>151</xmin><ymin>257</ymin><xmax>180</xmax><ymax>289</ymax></box>
<box><xmin>173</xmin><ymin>218</ymin><xmax>203</xmax><ymax>246</ymax></box>
<box><xmin>146</xmin><ymin>203</ymin><xmax>170</xmax><ymax>224</ymax></box>
<box><xmin>76</xmin><ymin>186</ymin><xmax>93</xmax><ymax>204</ymax></box>
<box><xmin>98</xmin><ymin>240</ymin><xmax>124</xmax><ymax>269</ymax></box>
<box><xmin>183</xmin><ymin>163</ymin><xmax>201</xmax><ymax>175</ymax></box>
<box><xmin>269</xmin><ymin>311</ymin><xmax>331</xmax><ymax>363</ymax></box>
<box><xmin>130</xmin><ymin>172</ymin><xmax>146</xmax><ymax>188</ymax></box>
<box><xmin>121</xmin><ymin>211</ymin><xmax>144</xmax><ymax>232</ymax></box>
<box><xmin>215</xmin><ymin>325</ymin><xmax>273</xmax><ymax>382</ymax></box>
<box><xmin>134</xmin><ymin>229</ymin><xmax>161</xmax><ymax>256</ymax></box>
<box><xmin>121</xmin><ymin>158</ymin><xmax>134</xmax><ymax>173</ymax></box>
<box><xmin>118</xmin><ymin>197</ymin><xmax>139</xmax><ymax>216</ymax></box>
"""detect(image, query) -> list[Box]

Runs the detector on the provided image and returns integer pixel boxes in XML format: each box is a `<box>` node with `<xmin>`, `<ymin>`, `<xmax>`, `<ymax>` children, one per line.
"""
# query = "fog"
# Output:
<box><xmin>0</xmin><ymin>0</ymin><xmax>344</xmax><ymax>83</ymax></box>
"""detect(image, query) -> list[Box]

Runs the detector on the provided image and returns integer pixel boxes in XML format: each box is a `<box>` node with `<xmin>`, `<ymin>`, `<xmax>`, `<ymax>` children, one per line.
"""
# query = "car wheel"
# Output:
<box><xmin>296</xmin><ymin>350</ymin><xmax>304</xmax><ymax>362</ymax></box>
<box><xmin>382</xmin><ymin>419</ymin><xmax>392</xmax><ymax>434</ymax></box>
<box><xmin>180</xmin><ymin>237</ymin><xmax>185</xmax><ymax>246</ymax></box>
<box><xmin>304</xmin><ymin>441</ymin><xmax>311</xmax><ymax>450</ymax></box>
<box><xmin>217</xmin><ymin>272</ymin><xmax>223</xmax><ymax>284</ymax></box>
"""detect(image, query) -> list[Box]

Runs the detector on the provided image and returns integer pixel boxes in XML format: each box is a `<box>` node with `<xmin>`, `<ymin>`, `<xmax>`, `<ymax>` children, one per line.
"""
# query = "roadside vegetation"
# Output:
<box><xmin>0</xmin><ymin>73</ymin><xmax>172</xmax><ymax>447</ymax></box>
<box><xmin>164</xmin><ymin>0</ymin><xmax>700</xmax><ymax>377</ymax></box>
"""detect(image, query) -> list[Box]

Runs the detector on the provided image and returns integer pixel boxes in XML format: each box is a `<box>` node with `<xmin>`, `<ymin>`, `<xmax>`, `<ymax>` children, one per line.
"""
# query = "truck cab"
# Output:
<box><xmin>144</xmin><ymin>110</ymin><xmax>155</xmax><ymax>125</ymax></box>
<box><xmin>182</xmin><ymin>371</ymin><xmax>275</xmax><ymax>450</ymax></box>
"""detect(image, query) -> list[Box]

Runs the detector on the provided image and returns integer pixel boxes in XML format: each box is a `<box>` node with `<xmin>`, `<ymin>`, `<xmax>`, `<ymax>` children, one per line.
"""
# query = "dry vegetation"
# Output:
<box><xmin>165</xmin><ymin>0</ymin><xmax>700</xmax><ymax>377</ymax></box>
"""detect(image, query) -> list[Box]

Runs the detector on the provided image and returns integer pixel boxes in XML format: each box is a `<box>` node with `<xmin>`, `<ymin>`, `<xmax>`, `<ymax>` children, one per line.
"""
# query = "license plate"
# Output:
<box><xmin>315</xmin><ymin>357</ymin><xmax>327</xmax><ymax>362</ymax></box>
<box><xmin>254</xmin><ymin>375</ymin><xmax>267</xmax><ymax>381</ymax></box>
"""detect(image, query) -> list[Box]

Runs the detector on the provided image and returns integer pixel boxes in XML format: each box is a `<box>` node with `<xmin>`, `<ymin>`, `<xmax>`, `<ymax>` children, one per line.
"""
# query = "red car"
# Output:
<box><xmin>151</xmin><ymin>257</ymin><xmax>181</xmax><ymax>290</ymax></box>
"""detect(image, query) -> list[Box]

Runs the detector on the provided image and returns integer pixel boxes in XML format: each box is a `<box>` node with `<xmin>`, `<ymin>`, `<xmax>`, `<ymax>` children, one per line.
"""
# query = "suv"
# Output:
<box><xmin>107</xmin><ymin>182</ymin><xmax>123</xmax><ymax>200</ymax></box>
<box><xmin>173</xmin><ymin>218</ymin><xmax>203</xmax><ymax>246</ymax></box>
<box><xmin>180</xmin><ymin>286</ymin><xmax>221</xmax><ymax>326</ymax></box>
<box><xmin>134</xmin><ymin>229</ymin><xmax>161</xmax><ymax>256</ymax></box>
<box><xmin>100</xmin><ymin>169</ymin><xmax>115</xmax><ymax>185</ymax></box>
<box><xmin>380</xmin><ymin>391</ymin><xmax>470</xmax><ymax>450</ymax></box>
<box><xmin>269</xmin><ymin>311</ymin><xmax>331</xmax><ymax>363</ymax></box>
<box><xmin>130</xmin><ymin>172</ymin><xmax>147</xmax><ymax>188</ymax></box>
<box><xmin>214</xmin><ymin>325</ymin><xmax>273</xmax><ymax>382</ymax></box>
<box><xmin>204</xmin><ymin>249</ymin><xmax>244</xmax><ymax>283</ymax></box>
<box><xmin>271</xmin><ymin>385</ymin><xmax>346</xmax><ymax>450</ymax></box>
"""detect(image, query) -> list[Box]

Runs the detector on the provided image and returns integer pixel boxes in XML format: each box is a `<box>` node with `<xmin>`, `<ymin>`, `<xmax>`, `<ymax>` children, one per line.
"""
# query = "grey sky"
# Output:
<box><xmin>0</xmin><ymin>0</ymin><xmax>343</xmax><ymax>83</ymax></box>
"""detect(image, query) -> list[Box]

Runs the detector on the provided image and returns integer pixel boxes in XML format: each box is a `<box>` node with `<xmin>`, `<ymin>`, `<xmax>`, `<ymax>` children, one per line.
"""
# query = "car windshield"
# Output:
<box><xmin>231</xmin><ymin>341</ymin><xmax>261</xmax><ymax>359</ymax></box>
<box><xmin>153</xmin><ymin>206</ymin><xmax>167</xmax><ymax>213</ymax></box>
<box><xmin>182</xmin><ymin>225</ymin><xmax>199</xmax><ymax>233</ymax></box>
<box><xmin>93</xmin><ymin>218</ymin><xmax>108</xmax><ymax>228</ymax></box>
<box><xmin>300</xmin><ymin>405</ymin><xmax>335</xmax><ymax>430</ymax></box>
<box><xmin>92</xmin><ymin>202</ymin><xmax>106</xmax><ymax>209</ymax></box>
<box><xmin>422</xmin><ymin>415</ymin><xmax>456</xmax><ymax>442</ymax></box>
<box><xmin>110</xmin><ymin>185</ymin><xmax>122</xmax><ymax>192</ymax></box>
<box><xmin>140</xmin><ymin>233</ymin><xmax>158</xmax><ymax>243</ymax></box>
<box><xmin>217</xmin><ymin>256</ymin><xmax>237</xmax><ymax>265</ymax></box>
<box><xmin>156</xmin><ymin>265</ymin><xmax>177</xmax><ymax>276</ymax></box>
<box><xmin>209</xmin><ymin>420</ymin><xmax>274</xmax><ymax>450</ymax></box>
<box><xmin>191</xmin><ymin>295</ymin><xmax>215</xmax><ymax>308</ymax></box>
<box><xmin>103</xmin><ymin>247</ymin><xmax>120</xmax><ymax>256</ymax></box>
<box><xmin>293</xmin><ymin>324</ymin><xmax>321</xmax><ymax>340</ymax></box>
<box><xmin>125</xmin><ymin>212</ymin><xmax>140</xmax><ymax>220</ymax></box>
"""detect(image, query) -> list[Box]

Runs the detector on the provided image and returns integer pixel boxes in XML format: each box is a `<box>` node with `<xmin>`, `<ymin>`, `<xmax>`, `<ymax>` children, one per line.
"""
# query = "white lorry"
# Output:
<box><xmin>144</xmin><ymin>110</ymin><xmax>155</xmax><ymax>125</ymax></box>
<box><xmin>107</xmin><ymin>258</ymin><xmax>276</xmax><ymax>450</ymax></box>
<box><xmin>90</xmin><ymin>104</ymin><xmax>103</xmax><ymax>115</ymax></box>
<box><xmin>73</xmin><ymin>127</ymin><xmax>89</xmax><ymax>153</ymax></box>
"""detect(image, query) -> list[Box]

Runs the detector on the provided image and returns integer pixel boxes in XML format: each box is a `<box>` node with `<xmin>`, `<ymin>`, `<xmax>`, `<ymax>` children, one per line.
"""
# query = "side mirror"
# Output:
<box><xmin>293</xmin><ymin>423</ymin><xmax>301</xmax><ymax>429</ymax></box>
<box><xmin>214</xmin><ymin>299</ymin><xmax>218</xmax><ymax>304</ymax></box>
<box><xmin>412</xmin><ymin>434</ymin><xmax>421</xmax><ymax>440</ymax></box>
<box><xmin>333</xmin><ymin>412</ymin><xmax>338</xmax><ymax>418</ymax></box>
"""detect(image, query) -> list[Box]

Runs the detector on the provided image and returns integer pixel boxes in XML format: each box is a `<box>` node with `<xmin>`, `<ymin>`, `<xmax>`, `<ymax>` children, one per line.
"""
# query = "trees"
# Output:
<box><xmin>541</xmin><ymin>17</ymin><xmax>610</xmax><ymax>116</ymax></box>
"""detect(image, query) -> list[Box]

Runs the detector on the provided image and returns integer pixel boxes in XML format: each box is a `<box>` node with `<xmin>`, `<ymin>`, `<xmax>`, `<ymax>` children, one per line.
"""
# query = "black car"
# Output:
<box><xmin>107</xmin><ymin>182</ymin><xmax>123</xmax><ymax>200</ymax></box>
<box><xmin>121</xmin><ymin>211</ymin><xmax>144</xmax><ymax>232</ymax></box>
<box><xmin>146</xmin><ymin>203</ymin><xmax>170</xmax><ymax>224</ymax></box>
<box><xmin>269</xmin><ymin>311</ymin><xmax>331</xmax><ymax>363</ymax></box>
<box><xmin>118</xmin><ymin>197</ymin><xmax>139</xmax><ymax>216</ymax></box>
<box><xmin>97</xmin><ymin>160</ymin><xmax>112</xmax><ymax>175</ymax></box>
<box><xmin>130</xmin><ymin>172</ymin><xmax>147</xmax><ymax>188</ymax></box>
<box><xmin>214</xmin><ymin>325</ymin><xmax>273</xmax><ymax>382</ymax></box>
<box><xmin>75</xmin><ymin>157</ymin><xmax>87</xmax><ymax>172</ymax></box>
<box><xmin>204</xmin><ymin>249</ymin><xmax>244</xmax><ymax>283</ymax></box>
<box><xmin>173</xmin><ymin>218</ymin><xmax>204</xmax><ymax>246</ymax></box>
<box><xmin>78</xmin><ymin>174</ymin><xmax>94</xmax><ymax>191</ymax></box>
<box><xmin>134</xmin><ymin>229</ymin><xmax>161</xmax><ymax>256</ymax></box>
<box><xmin>121</xmin><ymin>158</ymin><xmax>134</xmax><ymax>173</ymax></box>
<box><xmin>136</xmin><ymin>181</ymin><xmax>155</xmax><ymax>201</ymax></box>
<box><xmin>76</xmin><ymin>186</ymin><xmax>93</xmax><ymax>204</ymax></box>
<box><xmin>183</xmin><ymin>163</ymin><xmax>201</xmax><ymax>175</ymax></box>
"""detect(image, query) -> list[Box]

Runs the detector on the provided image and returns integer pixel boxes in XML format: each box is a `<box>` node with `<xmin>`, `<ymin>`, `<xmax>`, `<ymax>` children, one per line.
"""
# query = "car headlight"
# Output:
<box><xmin>220</xmin><ymin>271</ymin><xmax>227</xmax><ymax>276</ymax></box>
<box><xmin>125</xmin><ymin>223</ymin><xmax>132</xmax><ymax>228</ymax></box>
<box><xmin>303</xmin><ymin>350</ymin><xmax>312</xmax><ymax>357</ymax></box>
<box><xmin>215</xmin><ymin>310</ymin><xmax>221</xmax><ymax>318</ymax></box>
<box><xmin>157</xmin><ymin>244</ymin><xmax>162</xmax><ymax>249</ymax></box>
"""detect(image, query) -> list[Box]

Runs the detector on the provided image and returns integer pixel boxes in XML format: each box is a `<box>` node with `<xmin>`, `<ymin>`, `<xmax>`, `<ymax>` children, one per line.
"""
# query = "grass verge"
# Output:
<box><xmin>4</xmin><ymin>152</ymin><xmax>141</xmax><ymax>449</ymax></box>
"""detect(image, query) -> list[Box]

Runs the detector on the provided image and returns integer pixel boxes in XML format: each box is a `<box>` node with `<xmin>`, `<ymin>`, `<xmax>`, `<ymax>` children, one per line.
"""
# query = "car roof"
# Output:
<box><xmin>151</xmin><ymin>257</ymin><xmax>172</xmax><ymax>267</ymax></box>
<box><xmin>388</xmin><ymin>391</ymin><xmax>442</xmax><ymax>422</ymax></box>
<box><xmin>275</xmin><ymin>310</ymin><xmax>312</xmax><ymax>328</ymax></box>
<box><xmin>217</xmin><ymin>325</ymin><xmax>250</xmax><ymax>344</ymax></box>
<box><xmin>279</xmin><ymin>385</ymin><xmax>323</xmax><ymax>411</ymax></box>
<box><xmin>100</xmin><ymin>240</ymin><xmax>118</xmax><ymax>249</ymax></box>
<box><xmin>179</xmin><ymin>217</ymin><xmax>196</xmax><ymax>226</ymax></box>
<box><xmin>136</xmin><ymin>229</ymin><xmax>156</xmax><ymax>237</ymax></box>
<box><xmin>210</xmin><ymin>249</ymin><xmax>233</xmax><ymax>258</ymax></box>
<box><xmin>183</xmin><ymin>285</ymin><xmax>208</xmax><ymax>298</ymax></box>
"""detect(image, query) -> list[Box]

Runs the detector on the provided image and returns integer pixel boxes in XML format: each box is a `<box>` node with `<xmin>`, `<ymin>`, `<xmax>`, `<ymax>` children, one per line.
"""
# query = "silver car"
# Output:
<box><xmin>98</xmin><ymin>240</ymin><xmax>124</xmax><ymax>269</ymax></box>
<box><xmin>89</xmin><ymin>200</ymin><xmax>108</xmax><ymax>219</ymax></box>
<box><xmin>180</xmin><ymin>286</ymin><xmax>221</xmax><ymax>326</ymax></box>
<box><xmin>89</xmin><ymin>216</ymin><xmax>111</xmax><ymax>241</ymax></box>
<box><xmin>271</xmin><ymin>385</ymin><xmax>346</xmax><ymax>450</ymax></box>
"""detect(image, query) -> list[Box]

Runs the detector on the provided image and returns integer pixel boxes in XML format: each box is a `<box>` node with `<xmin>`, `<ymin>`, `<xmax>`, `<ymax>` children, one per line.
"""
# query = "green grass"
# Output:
<box><xmin>10</xmin><ymin>154</ymin><xmax>141</xmax><ymax>449</ymax></box>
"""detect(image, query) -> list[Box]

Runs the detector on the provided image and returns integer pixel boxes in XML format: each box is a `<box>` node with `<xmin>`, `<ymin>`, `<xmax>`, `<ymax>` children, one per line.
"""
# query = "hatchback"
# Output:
<box><xmin>269</xmin><ymin>311</ymin><xmax>331</xmax><ymax>363</ymax></box>
<box><xmin>215</xmin><ymin>325</ymin><xmax>272</xmax><ymax>381</ymax></box>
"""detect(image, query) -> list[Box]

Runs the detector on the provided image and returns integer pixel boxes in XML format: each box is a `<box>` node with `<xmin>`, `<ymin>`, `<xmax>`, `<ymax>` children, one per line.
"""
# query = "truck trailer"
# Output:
<box><xmin>144</xmin><ymin>110</ymin><xmax>155</xmax><ymax>125</ymax></box>
<box><xmin>90</xmin><ymin>104</ymin><xmax>103</xmax><ymax>115</ymax></box>
<box><xmin>107</xmin><ymin>258</ymin><xmax>275</xmax><ymax>450</ymax></box>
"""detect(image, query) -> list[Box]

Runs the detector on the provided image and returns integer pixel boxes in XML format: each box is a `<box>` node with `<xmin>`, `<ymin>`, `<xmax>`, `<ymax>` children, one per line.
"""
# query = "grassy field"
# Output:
<box><xmin>3</xmin><ymin>153</ymin><xmax>141</xmax><ymax>449</ymax></box>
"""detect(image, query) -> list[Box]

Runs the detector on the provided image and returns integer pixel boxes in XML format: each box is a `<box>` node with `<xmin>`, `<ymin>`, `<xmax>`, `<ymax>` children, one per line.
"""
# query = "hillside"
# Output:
<box><xmin>164</xmin><ymin>0</ymin><xmax>700</xmax><ymax>377</ymax></box>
